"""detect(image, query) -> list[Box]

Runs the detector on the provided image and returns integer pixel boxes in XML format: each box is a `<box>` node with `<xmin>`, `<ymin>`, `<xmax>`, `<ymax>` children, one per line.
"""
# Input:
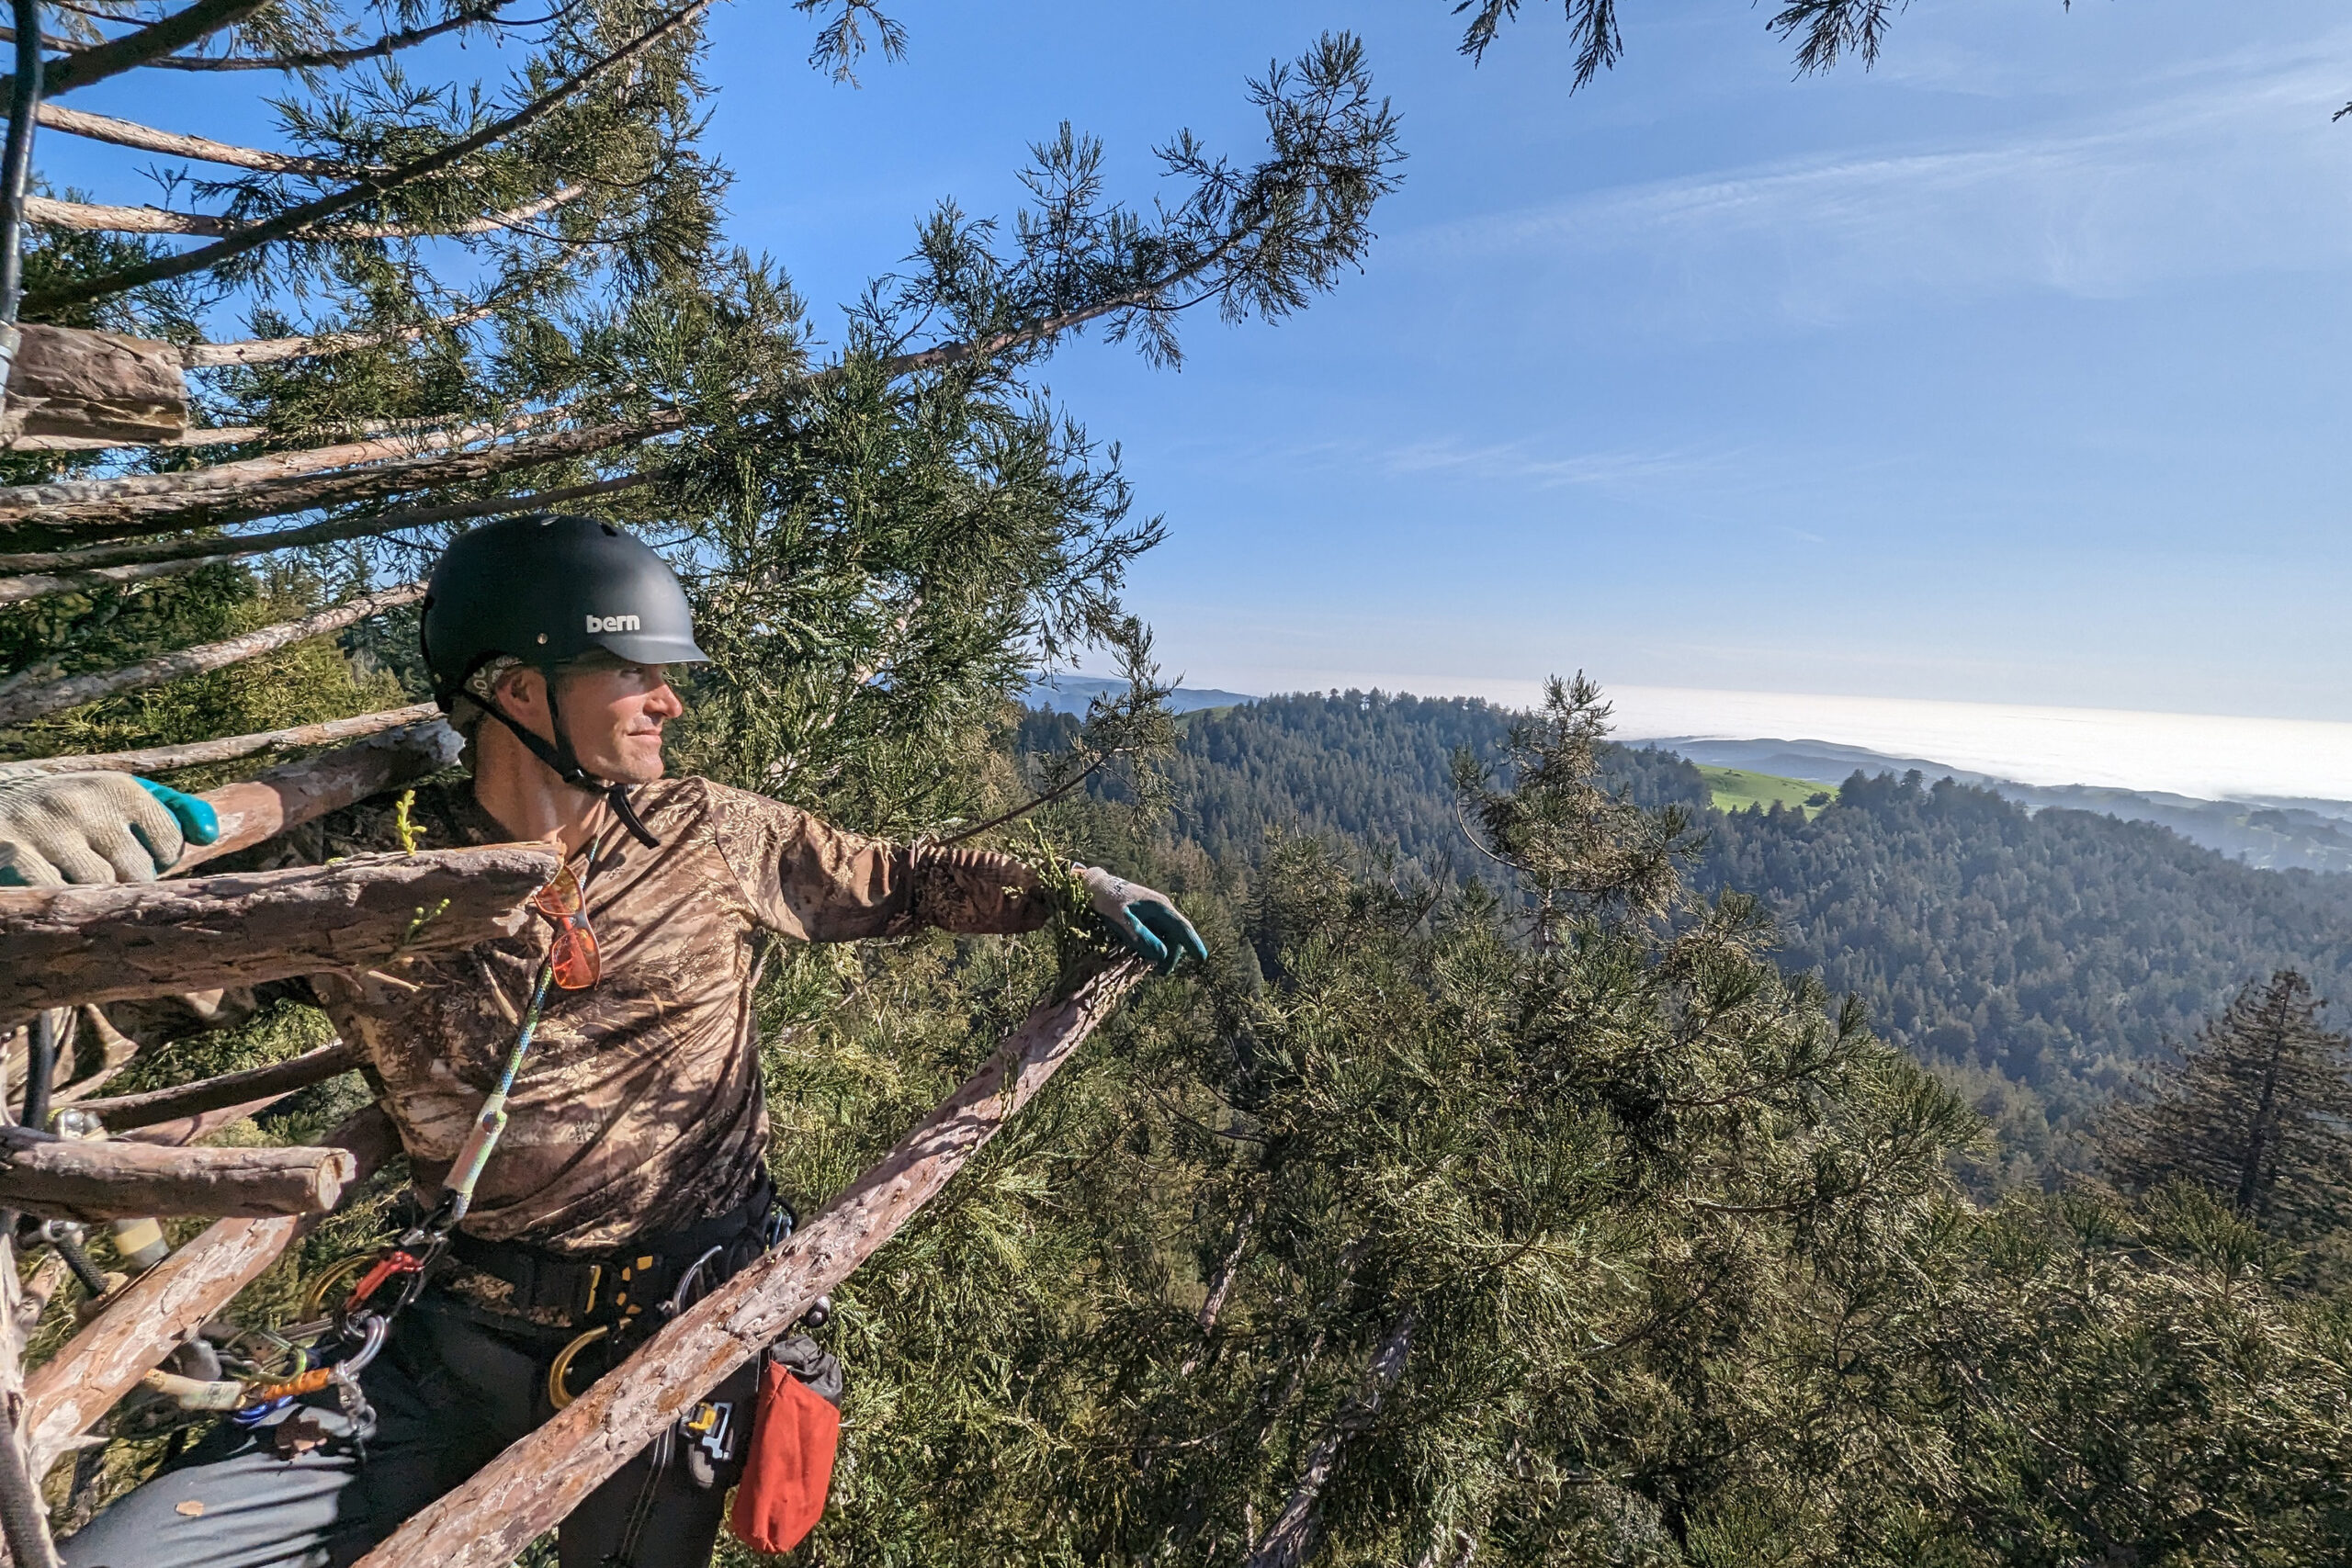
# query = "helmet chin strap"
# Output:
<box><xmin>482</xmin><ymin>679</ymin><xmax>662</xmax><ymax>850</ymax></box>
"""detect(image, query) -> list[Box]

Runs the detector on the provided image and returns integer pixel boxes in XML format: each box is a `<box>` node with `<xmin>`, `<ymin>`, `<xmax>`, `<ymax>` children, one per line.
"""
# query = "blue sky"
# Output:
<box><xmin>38</xmin><ymin>0</ymin><xmax>2352</xmax><ymax>726</ymax></box>
<box><xmin>694</xmin><ymin>0</ymin><xmax>2352</xmax><ymax>721</ymax></box>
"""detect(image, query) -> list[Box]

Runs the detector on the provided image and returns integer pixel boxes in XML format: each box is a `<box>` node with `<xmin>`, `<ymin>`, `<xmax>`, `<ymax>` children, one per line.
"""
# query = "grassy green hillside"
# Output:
<box><xmin>1698</xmin><ymin>764</ymin><xmax>1837</xmax><ymax>818</ymax></box>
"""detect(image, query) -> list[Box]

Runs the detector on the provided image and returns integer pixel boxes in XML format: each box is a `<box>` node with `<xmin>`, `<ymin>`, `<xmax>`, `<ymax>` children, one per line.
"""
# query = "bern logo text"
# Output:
<box><xmin>586</xmin><ymin>614</ymin><xmax>641</xmax><ymax>633</ymax></box>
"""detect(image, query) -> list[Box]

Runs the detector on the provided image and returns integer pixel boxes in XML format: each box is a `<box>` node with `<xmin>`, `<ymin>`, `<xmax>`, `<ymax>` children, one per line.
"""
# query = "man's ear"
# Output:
<box><xmin>493</xmin><ymin>665</ymin><xmax>548</xmax><ymax>719</ymax></box>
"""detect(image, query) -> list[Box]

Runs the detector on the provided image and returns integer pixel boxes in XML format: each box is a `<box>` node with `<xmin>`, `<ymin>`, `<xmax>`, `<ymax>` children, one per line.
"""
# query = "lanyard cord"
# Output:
<box><xmin>436</xmin><ymin>957</ymin><xmax>554</xmax><ymax>1229</ymax></box>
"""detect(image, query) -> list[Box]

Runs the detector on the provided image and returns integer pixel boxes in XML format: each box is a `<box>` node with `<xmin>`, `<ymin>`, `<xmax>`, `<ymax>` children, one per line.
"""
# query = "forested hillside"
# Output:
<box><xmin>1027</xmin><ymin>690</ymin><xmax>2352</xmax><ymax>1160</ymax></box>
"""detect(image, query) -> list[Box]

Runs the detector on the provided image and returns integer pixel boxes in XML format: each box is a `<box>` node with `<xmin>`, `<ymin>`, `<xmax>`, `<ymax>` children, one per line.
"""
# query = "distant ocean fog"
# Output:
<box><xmin>1594</xmin><ymin>686</ymin><xmax>2352</xmax><ymax>805</ymax></box>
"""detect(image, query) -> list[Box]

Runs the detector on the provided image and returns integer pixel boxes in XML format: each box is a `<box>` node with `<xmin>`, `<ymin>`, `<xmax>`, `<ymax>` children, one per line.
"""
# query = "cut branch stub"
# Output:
<box><xmin>352</xmin><ymin>959</ymin><xmax>1148</xmax><ymax>1568</ymax></box>
<box><xmin>0</xmin><ymin>323</ymin><xmax>187</xmax><ymax>448</ymax></box>
<box><xmin>21</xmin><ymin>1105</ymin><xmax>398</xmax><ymax>1485</ymax></box>
<box><xmin>0</xmin><ymin>843</ymin><xmax>559</xmax><ymax>1019</ymax></box>
<box><xmin>0</xmin><ymin>1125</ymin><xmax>355</xmax><ymax>1222</ymax></box>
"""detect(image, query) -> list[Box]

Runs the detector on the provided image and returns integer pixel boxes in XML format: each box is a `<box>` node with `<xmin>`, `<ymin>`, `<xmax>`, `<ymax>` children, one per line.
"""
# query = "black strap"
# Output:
<box><xmin>445</xmin><ymin>1176</ymin><xmax>775</xmax><ymax>1321</ymax></box>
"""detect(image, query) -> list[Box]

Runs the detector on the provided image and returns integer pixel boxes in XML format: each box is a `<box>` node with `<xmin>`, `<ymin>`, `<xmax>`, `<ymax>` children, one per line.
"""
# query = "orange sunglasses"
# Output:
<box><xmin>530</xmin><ymin>862</ymin><xmax>602</xmax><ymax>990</ymax></box>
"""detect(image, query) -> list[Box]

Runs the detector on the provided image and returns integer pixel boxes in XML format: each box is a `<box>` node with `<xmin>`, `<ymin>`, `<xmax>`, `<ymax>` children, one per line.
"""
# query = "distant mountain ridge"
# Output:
<box><xmin>1655</xmin><ymin>736</ymin><xmax>2352</xmax><ymax>874</ymax></box>
<box><xmin>1023</xmin><ymin>674</ymin><xmax>1254</xmax><ymax>716</ymax></box>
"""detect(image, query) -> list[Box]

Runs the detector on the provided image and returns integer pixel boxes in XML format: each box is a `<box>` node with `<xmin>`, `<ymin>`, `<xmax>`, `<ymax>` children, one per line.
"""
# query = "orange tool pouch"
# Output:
<box><xmin>728</xmin><ymin>1346</ymin><xmax>842</xmax><ymax>1554</ymax></box>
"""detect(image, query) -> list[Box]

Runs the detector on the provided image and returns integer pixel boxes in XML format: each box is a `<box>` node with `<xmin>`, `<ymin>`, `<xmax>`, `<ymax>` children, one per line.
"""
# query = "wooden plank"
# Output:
<box><xmin>353</xmin><ymin>959</ymin><xmax>1146</xmax><ymax>1568</ymax></box>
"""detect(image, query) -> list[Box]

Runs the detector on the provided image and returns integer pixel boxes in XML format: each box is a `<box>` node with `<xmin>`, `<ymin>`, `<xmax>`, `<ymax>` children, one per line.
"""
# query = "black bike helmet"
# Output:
<box><xmin>420</xmin><ymin>513</ymin><xmax>710</xmax><ymax>846</ymax></box>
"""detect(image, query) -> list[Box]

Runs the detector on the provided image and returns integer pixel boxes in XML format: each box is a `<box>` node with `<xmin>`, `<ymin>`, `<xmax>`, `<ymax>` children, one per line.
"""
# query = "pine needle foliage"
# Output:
<box><xmin>2098</xmin><ymin>970</ymin><xmax>2352</xmax><ymax>1242</ymax></box>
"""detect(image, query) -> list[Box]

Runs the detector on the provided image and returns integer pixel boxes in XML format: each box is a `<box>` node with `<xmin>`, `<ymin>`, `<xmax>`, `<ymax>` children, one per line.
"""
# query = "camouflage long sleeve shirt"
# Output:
<box><xmin>251</xmin><ymin>776</ymin><xmax>1051</xmax><ymax>1255</ymax></box>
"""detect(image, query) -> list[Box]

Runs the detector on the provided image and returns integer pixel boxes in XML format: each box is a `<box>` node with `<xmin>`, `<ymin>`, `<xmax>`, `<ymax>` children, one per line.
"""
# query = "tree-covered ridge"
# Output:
<box><xmin>1023</xmin><ymin>690</ymin><xmax>2352</xmax><ymax>1151</ymax></box>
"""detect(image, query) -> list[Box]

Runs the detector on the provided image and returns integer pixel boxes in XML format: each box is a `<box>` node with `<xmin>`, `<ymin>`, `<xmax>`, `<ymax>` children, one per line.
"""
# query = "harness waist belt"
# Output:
<box><xmin>444</xmin><ymin>1175</ymin><xmax>775</xmax><ymax>1321</ymax></box>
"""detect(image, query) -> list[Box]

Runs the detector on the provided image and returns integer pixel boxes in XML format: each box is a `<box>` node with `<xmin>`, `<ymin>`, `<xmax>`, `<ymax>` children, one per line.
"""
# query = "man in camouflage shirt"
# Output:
<box><xmin>5</xmin><ymin>514</ymin><xmax>1203</xmax><ymax>1568</ymax></box>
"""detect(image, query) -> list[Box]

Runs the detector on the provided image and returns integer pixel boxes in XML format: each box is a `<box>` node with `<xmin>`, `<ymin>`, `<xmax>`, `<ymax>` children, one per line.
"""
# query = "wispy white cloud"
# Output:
<box><xmin>1376</xmin><ymin>437</ymin><xmax>1741</xmax><ymax>491</ymax></box>
<box><xmin>1400</xmin><ymin>36</ymin><xmax>2352</xmax><ymax>324</ymax></box>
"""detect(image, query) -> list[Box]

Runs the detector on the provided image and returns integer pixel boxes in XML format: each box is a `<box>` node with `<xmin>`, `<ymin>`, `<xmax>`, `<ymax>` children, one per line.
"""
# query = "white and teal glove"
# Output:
<box><xmin>1076</xmin><ymin>865</ymin><xmax>1207</xmax><ymax>974</ymax></box>
<box><xmin>0</xmin><ymin>773</ymin><xmax>220</xmax><ymax>887</ymax></box>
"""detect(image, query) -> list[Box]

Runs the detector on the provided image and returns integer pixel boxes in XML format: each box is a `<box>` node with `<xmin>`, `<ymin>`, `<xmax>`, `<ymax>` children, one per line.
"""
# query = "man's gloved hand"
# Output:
<box><xmin>1076</xmin><ymin>865</ymin><xmax>1207</xmax><ymax>974</ymax></box>
<box><xmin>0</xmin><ymin>773</ymin><xmax>220</xmax><ymax>887</ymax></box>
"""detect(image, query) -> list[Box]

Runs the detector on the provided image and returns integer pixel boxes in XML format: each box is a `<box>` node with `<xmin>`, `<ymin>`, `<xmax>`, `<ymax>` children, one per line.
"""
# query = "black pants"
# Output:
<box><xmin>60</xmin><ymin>1295</ymin><xmax>755</xmax><ymax>1568</ymax></box>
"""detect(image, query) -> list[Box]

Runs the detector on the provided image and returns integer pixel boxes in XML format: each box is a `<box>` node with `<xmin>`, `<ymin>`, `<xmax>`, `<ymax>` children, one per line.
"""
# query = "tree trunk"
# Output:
<box><xmin>0</xmin><ymin>844</ymin><xmax>558</xmax><ymax>1020</ymax></box>
<box><xmin>1244</xmin><ymin>1311</ymin><xmax>1417</xmax><ymax>1568</ymax></box>
<box><xmin>0</xmin><ymin>322</ymin><xmax>186</xmax><ymax>448</ymax></box>
<box><xmin>0</xmin><ymin>704</ymin><xmax>446</xmax><ymax>779</ymax></box>
<box><xmin>0</xmin><ymin>580</ymin><xmax>424</xmax><ymax>727</ymax></box>
<box><xmin>351</xmin><ymin>959</ymin><xmax>1148</xmax><ymax>1568</ymax></box>
<box><xmin>0</xmin><ymin>1125</ymin><xmax>355</xmax><ymax>1221</ymax></box>
<box><xmin>180</xmin><ymin>304</ymin><xmax>496</xmax><ymax>367</ymax></box>
<box><xmin>20</xmin><ymin>1106</ymin><xmax>398</xmax><ymax>1484</ymax></box>
<box><xmin>74</xmin><ymin>1039</ymin><xmax>362</xmax><ymax>1134</ymax></box>
<box><xmin>26</xmin><ymin>186</ymin><xmax>581</xmax><ymax>240</ymax></box>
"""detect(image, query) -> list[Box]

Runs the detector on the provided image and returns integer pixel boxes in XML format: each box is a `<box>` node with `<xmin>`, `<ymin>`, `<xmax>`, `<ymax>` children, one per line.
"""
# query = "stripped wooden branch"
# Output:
<box><xmin>74</xmin><ymin>1039</ymin><xmax>363</xmax><ymax>1133</ymax></box>
<box><xmin>169</xmin><ymin>713</ymin><xmax>463</xmax><ymax>870</ymax></box>
<box><xmin>0</xmin><ymin>416</ymin><xmax>527</xmax><ymax>519</ymax></box>
<box><xmin>0</xmin><ymin>580</ymin><xmax>424</xmax><ymax>728</ymax></box>
<box><xmin>27</xmin><ymin>185</ymin><xmax>582</xmax><ymax>239</ymax></box>
<box><xmin>0</xmin><ymin>417</ymin><xmax>663</xmax><ymax>547</ymax></box>
<box><xmin>6</xmin><ymin>423</ymin><xmax>265</xmax><ymax>452</ymax></box>
<box><xmin>22</xmin><ymin>1105</ymin><xmax>397</xmax><ymax>1484</ymax></box>
<box><xmin>0</xmin><ymin>702</ymin><xmax>442</xmax><ymax>777</ymax></box>
<box><xmin>0</xmin><ymin>1235</ymin><xmax>62</xmax><ymax>1568</ymax></box>
<box><xmin>353</xmin><ymin>959</ymin><xmax>1148</xmax><ymax>1568</ymax></box>
<box><xmin>182</xmin><ymin>304</ymin><xmax>496</xmax><ymax>367</ymax></box>
<box><xmin>0</xmin><ymin>1124</ymin><xmax>355</xmax><ymax>1222</ymax></box>
<box><xmin>34</xmin><ymin>102</ymin><xmax>374</xmax><ymax>175</ymax></box>
<box><xmin>0</xmin><ymin>844</ymin><xmax>556</xmax><ymax>1019</ymax></box>
<box><xmin>0</xmin><ymin>470</ymin><xmax>662</xmax><ymax>603</ymax></box>
<box><xmin>28</xmin><ymin>0</ymin><xmax>709</xmax><ymax>310</ymax></box>
<box><xmin>0</xmin><ymin>0</ymin><xmax>270</xmax><ymax>98</ymax></box>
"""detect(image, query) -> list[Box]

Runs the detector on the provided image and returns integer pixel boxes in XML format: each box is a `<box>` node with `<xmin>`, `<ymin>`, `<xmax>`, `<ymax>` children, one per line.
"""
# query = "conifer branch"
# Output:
<box><xmin>5</xmin><ymin>422</ymin><xmax>265</xmax><ymax>450</ymax></box>
<box><xmin>0</xmin><ymin>701</ymin><xmax>443</xmax><ymax>775</ymax></box>
<box><xmin>0</xmin><ymin>469</ymin><xmax>664</xmax><ymax>602</ymax></box>
<box><xmin>136</xmin><ymin>1</ymin><xmax>509</xmax><ymax>71</ymax></box>
<box><xmin>27</xmin><ymin>185</ymin><xmax>583</xmax><ymax>238</ymax></box>
<box><xmin>0</xmin><ymin>0</ymin><xmax>267</xmax><ymax>98</ymax></box>
<box><xmin>0</xmin><ymin>579</ymin><xmax>424</xmax><ymax>727</ymax></box>
<box><xmin>24</xmin><ymin>0</ymin><xmax>711</xmax><ymax>310</ymax></box>
<box><xmin>1245</xmin><ymin>1311</ymin><xmax>1417</xmax><ymax>1568</ymax></box>
<box><xmin>35</xmin><ymin>102</ymin><xmax>378</xmax><ymax>175</ymax></box>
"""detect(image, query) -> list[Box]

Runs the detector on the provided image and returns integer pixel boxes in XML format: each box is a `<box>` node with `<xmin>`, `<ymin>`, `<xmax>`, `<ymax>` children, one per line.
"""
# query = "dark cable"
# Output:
<box><xmin>20</xmin><ymin>1009</ymin><xmax>55</xmax><ymax>1134</ymax></box>
<box><xmin>0</xmin><ymin>0</ymin><xmax>43</xmax><ymax>323</ymax></box>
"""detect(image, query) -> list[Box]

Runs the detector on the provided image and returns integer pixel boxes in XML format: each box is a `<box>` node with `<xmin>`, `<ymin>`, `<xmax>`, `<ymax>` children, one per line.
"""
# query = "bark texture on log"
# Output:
<box><xmin>0</xmin><ymin>323</ymin><xmax>187</xmax><ymax>449</ymax></box>
<box><xmin>21</xmin><ymin>1106</ymin><xmax>398</xmax><ymax>1484</ymax></box>
<box><xmin>353</xmin><ymin>960</ymin><xmax>1148</xmax><ymax>1568</ymax></box>
<box><xmin>75</xmin><ymin>1039</ymin><xmax>363</xmax><ymax>1133</ymax></box>
<box><xmin>0</xmin><ymin>704</ymin><xmax>444</xmax><ymax>778</ymax></box>
<box><xmin>0</xmin><ymin>844</ymin><xmax>557</xmax><ymax>1018</ymax></box>
<box><xmin>0</xmin><ymin>581</ymin><xmax>425</xmax><ymax>728</ymax></box>
<box><xmin>0</xmin><ymin>1126</ymin><xmax>355</xmax><ymax>1222</ymax></box>
<box><xmin>168</xmin><ymin>715</ymin><xmax>462</xmax><ymax>870</ymax></box>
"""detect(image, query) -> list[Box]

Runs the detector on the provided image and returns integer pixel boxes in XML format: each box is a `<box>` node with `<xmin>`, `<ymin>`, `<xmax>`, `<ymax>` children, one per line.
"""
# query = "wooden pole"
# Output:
<box><xmin>0</xmin><ymin>844</ymin><xmax>559</xmax><ymax>1018</ymax></box>
<box><xmin>0</xmin><ymin>705</ymin><xmax>447</xmax><ymax>780</ymax></box>
<box><xmin>0</xmin><ymin>1125</ymin><xmax>356</xmax><ymax>1221</ymax></box>
<box><xmin>21</xmin><ymin>1107</ymin><xmax>398</xmax><ymax>1484</ymax></box>
<box><xmin>74</xmin><ymin>1039</ymin><xmax>363</xmax><ymax>1134</ymax></box>
<box><xmin>0</xmin><ymin>581</ymin><xmax>425</xmax><ymax>728</ymax></box>
<box><xmin>353</xmin><ymin>960</ymin><xmax>1147</xmax><ymax>1568</ymax></box>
